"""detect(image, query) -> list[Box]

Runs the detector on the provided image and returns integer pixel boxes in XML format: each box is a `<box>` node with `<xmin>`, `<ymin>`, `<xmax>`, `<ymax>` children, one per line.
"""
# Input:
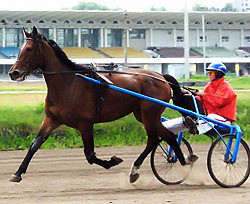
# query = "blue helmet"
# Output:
<box><xmin>206</xmin><ymin>63</ymin><xmax>227</xmax><ymax>75</ymax></box>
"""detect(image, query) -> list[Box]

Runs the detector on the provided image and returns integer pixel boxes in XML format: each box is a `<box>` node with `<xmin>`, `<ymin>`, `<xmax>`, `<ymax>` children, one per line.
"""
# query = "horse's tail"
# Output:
<box><xmin>163</xmin><ymin>74</ymin><xmax>183</xmax><ymax>99</ymax></box>
<box><xmin>163</xmin><ymin>74</ymin><xmax>205</xmax><ymax>116</ymax></box>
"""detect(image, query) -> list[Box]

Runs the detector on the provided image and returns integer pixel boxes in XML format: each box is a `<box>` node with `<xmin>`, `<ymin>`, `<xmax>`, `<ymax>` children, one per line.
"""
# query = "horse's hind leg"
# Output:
<box><xmin>129</xmin><ymin>107</ymin><xmax>188</xmax><ymax>183</ymax></box>
<box><xmin>129</xmin><ymin>111</ymin><xmax>160</xmax><ymax>183</ymax></box>
<box><xmin>80</xmin><ymin>123</ymin><xmax>123</xmax><ymax>169</ymax></box>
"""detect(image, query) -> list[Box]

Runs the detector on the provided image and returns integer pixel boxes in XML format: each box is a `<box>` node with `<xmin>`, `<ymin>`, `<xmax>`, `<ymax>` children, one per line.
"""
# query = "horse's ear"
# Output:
<box><xmin>32</xmin><ymin>26</ymin><xmax>38</xmax><ymax>36</ymax></box>
<box><xmin>22</xmin><ymin>27</ymin><xmax>30</xmax><ymax>38</ymax></box>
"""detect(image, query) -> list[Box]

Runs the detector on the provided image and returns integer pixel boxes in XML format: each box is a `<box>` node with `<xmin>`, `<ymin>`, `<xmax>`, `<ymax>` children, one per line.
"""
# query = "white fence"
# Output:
<box><xmin>1</xmin><ymin>58</ymin><xmax>249</xmax><ymax>79</ymax></box>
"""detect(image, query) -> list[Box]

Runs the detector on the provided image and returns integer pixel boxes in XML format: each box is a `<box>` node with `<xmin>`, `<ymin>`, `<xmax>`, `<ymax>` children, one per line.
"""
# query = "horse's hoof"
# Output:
<box><xmin>184</xmin><ymin>154</ymin><xmax>199</xmax><ymax>165</ymax></box>
<box><xmin>10</xmin><ymin>174</ymin><xmax>22</xmax><ymax>182</ymax></box>
<box><xmin>129</xmin><ymin>165</ymin><xmax>140</xmax><ymax>183</ymax></box>
<box><xmin>130</xmin><ymin>173</ymin><xmax>139</xmax><ymax>183</ymax></box>
<box><xmin>111</xmin><ymin>156</ymin><xmax>123</xmax><ymax>165</ymax></box>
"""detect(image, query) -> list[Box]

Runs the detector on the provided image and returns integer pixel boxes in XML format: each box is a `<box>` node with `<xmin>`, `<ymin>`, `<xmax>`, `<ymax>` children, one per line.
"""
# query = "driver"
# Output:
<box><xmin>163</xmin><ymin>62</ymin><xmax>237</xmax><ymax>136</ymax></box>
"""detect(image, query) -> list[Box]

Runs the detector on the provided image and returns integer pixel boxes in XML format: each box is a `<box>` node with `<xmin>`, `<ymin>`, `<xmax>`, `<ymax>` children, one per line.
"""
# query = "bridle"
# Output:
<box><xmin>15</xmin><ymin>37</ymin><xmax>43</xmax><ymax>75</ymax></box>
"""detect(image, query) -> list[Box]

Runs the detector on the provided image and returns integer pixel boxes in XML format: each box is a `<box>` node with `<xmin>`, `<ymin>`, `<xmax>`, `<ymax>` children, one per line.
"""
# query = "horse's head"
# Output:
<box><xmin>9</xmin><ymin>26</ymin><xmax>44</xmax><ymax>81</ymax></box>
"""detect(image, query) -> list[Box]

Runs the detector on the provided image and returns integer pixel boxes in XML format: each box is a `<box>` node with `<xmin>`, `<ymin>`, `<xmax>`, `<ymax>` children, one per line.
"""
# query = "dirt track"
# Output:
<box><xmin>0</xmin><ymin>144</ymin><xmax>249</xmax><ymax>204</ymax></box>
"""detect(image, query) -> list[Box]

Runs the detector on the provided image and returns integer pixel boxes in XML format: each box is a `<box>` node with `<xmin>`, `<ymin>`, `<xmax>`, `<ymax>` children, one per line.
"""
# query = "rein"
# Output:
<box><xmin>31</xmin><ymin>69</ymin><xmax>167</xmax><ymax>83</ymax></box>
<box><xmin>32</xmin><ymin>69</ymin><xmax>199</xmax><ymax>94</ymax></box>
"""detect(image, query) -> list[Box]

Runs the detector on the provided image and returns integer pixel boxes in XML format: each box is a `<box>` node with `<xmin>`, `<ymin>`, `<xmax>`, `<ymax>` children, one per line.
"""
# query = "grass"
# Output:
<box><xmin>0</xmin><ymin>82</ymin><xmax>46</xmax><ymax>91</ymax></box>
<box><xmin>0</xmin><ymin>93</ymin><xmax>46</xmax><ymax>106</ymax></box>
<box><xmin>0</xmin><ymin>75</ymin><xmax>249</xmax><ymax>150</ymax></box>
<box><xmin>0</xmin><ymin>91</ymin><xmax>249</xmax><ymax>150</ymax></box>
<box><xmin>0</xmin><ymin>76</ymin><xmax>249</xmax><ymax>91</ymax></box>
<box><xmin>179</xmin><ymin>75</ymin><xmax>250</xmax><ymax>90</ymax></box>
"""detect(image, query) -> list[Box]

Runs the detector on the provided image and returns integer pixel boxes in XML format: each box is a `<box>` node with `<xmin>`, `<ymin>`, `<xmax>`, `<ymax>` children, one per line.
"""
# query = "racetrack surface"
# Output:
<box><xmin>0</xmin><ymin>144</ymin><xmax>249</xmax><ymax>204</ymax></box>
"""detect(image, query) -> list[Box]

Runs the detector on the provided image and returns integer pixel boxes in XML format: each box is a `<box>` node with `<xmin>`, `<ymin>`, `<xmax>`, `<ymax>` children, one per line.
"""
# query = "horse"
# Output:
<box><xmin>9</xmin><ymin>26</ymin><xmax>190</xmax><ymax>183</ymax></box>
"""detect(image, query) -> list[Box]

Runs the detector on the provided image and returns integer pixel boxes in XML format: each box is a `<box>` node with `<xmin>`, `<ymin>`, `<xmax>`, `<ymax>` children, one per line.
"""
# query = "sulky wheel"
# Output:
<box><xmin>151</xmin><ymin>138</ymin><xmax>193</xmax><ymax>185</ymax></box>
<box><xmin>207</xmin><ymin>134</ymin><xmax>250</xmax><ymax>188</ymax></box>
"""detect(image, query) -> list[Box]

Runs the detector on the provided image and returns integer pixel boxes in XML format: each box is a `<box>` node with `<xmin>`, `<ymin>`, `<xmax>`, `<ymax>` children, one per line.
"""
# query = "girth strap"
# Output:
<box><xmin>76</xmin><ymin>72</ymin><xmax>110</xmax><ymax>122</ymax></box>
<box><xmin>94</xmin><ymin>80</ymin><xmax>109</xmax><ymax>122</ymax></box>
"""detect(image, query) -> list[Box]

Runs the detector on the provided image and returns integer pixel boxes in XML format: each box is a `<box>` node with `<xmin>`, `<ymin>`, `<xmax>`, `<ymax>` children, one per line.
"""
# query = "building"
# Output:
<box><xmin>233</xmin><ymin>0</ymin><xmax>250</xmax><ymax>11</ymax></box>
<box><xmin>0</xmin><ymin>10</ymin><xmax>250</xmax><ymax>77</ymax></box>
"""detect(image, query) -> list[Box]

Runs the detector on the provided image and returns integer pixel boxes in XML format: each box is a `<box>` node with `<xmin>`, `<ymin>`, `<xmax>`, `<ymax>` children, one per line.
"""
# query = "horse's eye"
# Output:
<box><xmin>27</xmin><ymin>48</ymin><xmax>32</xmax><ymax>52</ymax></box>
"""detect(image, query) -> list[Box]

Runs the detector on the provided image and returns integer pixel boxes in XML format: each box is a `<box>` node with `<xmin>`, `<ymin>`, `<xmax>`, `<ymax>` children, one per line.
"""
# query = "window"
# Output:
<box><xmin>199</xmin><ymin>36</ymin><xmax>207</xmax><ymax>42</ymax></box>
<box><xmin>129</xmin><ymin>29</ymin><xmax>145</xmax><ymax>39</ymax></box>
<box><xmin>38</xmin><ymin>28</ymin><xmax>54</xmax><ymax>39</ymax></box>
<box><xmin>245</xmin><ymin>36</ymin><xmax>250</xmax><ymax>42</ymax></box>
<box><xmin>107</xmin><ymin>29</ymin><xmax>122</xmax><ymax>47</ymax></box>
<box><xmin>56</xmin><ymin>28</ymin><xmax>78</xmax><ymax>47</ymax></box>
<box><xmin>1</xmin><ymin>19</ymin><xmax>6</xmax><ymax>24</ymax></box>
<box><xmin>177</xmin><ymin>36</ymin><xmax>184</xmax><ymax>42</ymax></box>
<box><xmin>81</xmin><ymin>29</ymin><xmax>100</xmax><ymax>49</ymax></box>
<box><xmin>5</xmin><ymin>28</ymin><xmax>24</xmax><ymax>47</ymax></box>
<box><xmin>222</xmin><ymin>36</ymin><xmax>229</xmax><ymax>42</ymax></box>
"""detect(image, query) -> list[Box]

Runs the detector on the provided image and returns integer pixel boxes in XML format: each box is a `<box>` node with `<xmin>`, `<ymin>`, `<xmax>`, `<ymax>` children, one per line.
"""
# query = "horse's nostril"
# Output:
<box><xmin>12</xmin><ymin>71</ymin><xmax>20</xmax><ymax>76</ymax></box>
<box><xmin>9</xmin><ymin>70</ymin><xmax>20</xmax><ymax>79</ymax></box>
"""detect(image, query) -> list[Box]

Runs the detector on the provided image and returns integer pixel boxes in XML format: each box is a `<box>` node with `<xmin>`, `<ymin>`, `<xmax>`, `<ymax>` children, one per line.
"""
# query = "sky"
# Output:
<box><xmin>0</xmin><ymin>0</ymin><xmax>233</xmax><ymax>11</ymax></box>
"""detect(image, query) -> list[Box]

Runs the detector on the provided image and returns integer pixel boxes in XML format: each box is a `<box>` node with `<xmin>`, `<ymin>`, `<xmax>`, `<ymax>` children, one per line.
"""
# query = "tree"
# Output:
<box><xmin>150</xmin><ymin>6</ymin><xmax>167</xmax><ymax>11</ymax></box>
<box><xmin>192</xmin><ymin>3</ymin><xmax>208</xmax><ymax>11</ymax></box>
<box><xmin>209</xmin><ymin>7</ymin><xmax>217</xmax><ymax>11</ymax></box>
<box><xmin>221</xmin><ymin>3</ymin><xmax>234</xmax><ymax>12</ymax></box>
<box><xmin>72</xmin><ymin>2</ymin><xmax>110</xmax><ymax>10</ymax></box>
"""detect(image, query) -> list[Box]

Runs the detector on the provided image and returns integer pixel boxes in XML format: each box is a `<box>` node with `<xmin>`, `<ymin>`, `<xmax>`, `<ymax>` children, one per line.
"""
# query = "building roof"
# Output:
<box><xmin>0</xmin><ymin>10</ymin><xmax>249</xmax><ymax>29</ymax></box>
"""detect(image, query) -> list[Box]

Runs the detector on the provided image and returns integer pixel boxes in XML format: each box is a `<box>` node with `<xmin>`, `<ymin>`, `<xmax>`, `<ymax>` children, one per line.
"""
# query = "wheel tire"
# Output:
<box><xmin>151</xmin><ymin>138</ymin><xmax>193</xmax><ymax>185</ymax></box>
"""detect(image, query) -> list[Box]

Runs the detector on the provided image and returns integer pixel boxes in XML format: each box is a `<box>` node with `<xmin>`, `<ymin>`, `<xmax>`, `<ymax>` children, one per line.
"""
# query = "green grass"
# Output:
<box><xmin>0</xmin><ymin>82</ymin><xmax>46</xmax><ymax>91</ymax></box>
<box><xmin>0</xmin><ymin>76</ymin><xmax>249</xmax><ymax>91</ymax></box>
<box><xmin>0</xmin><ymin>76</ymin><xmax>249</xmax><ymax>150</ymax></box>
<box><xmin>0</xmin><ymin>92</ymin><xmax>249</xmax><ymax>150</ymax></box>
<box><xmin>179</xmin><ymin>75</ymin><xmax>250</xmax><ymax>90</ymax></box>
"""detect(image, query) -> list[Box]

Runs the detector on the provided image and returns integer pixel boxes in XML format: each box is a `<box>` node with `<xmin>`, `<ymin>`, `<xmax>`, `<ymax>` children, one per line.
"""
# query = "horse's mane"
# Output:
<box><xmin>45</xmin><ymin>38</ymin><xmax>90</xmax><ymax>71</ymax></box>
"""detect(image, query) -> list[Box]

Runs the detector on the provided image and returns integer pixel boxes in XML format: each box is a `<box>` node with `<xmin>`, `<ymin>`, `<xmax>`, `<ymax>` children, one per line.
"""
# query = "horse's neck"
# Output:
<box><xmin>42</xmin><ymin>49</ymin><xmax>74</xmax><ymax>94</ymax></box>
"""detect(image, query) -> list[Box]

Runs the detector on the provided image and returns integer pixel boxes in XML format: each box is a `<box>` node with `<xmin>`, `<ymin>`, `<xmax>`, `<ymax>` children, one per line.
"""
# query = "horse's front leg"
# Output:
<box><xmin>80</xmin><ymin>123</ymin><xmax>123</xmax><ymax>169</ymax></box>
<box><xmin>10</xmin><ymin>116</ymin><xmax>60</xmax><ymax>182</ymax></box>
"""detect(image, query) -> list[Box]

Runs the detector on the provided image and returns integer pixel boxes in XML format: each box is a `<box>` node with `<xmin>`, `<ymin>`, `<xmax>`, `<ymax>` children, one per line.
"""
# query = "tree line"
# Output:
<box><xmin>67</xmin><ymin>2</ymin><xmax>236</xmax><ymax>12</ymax></box>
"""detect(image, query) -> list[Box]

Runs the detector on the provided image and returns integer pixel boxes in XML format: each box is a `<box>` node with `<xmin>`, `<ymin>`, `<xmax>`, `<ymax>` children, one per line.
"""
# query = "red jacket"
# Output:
<box><xmin>197</xmin><ymin>78</ymin><xmax>237</xmax><ymax>122</ymax></box>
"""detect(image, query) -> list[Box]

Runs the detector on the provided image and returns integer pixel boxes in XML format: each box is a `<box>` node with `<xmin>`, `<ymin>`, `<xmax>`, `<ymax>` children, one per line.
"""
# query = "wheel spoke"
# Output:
<box><xmin>207</xmin><ymin>134</ymin><xmax>250</xmax><ymax>187</ymax></box>
<box><xmin>151</xmin><ymin>138</ymin><xmax>193</xmax><ymax>185</ymax></box>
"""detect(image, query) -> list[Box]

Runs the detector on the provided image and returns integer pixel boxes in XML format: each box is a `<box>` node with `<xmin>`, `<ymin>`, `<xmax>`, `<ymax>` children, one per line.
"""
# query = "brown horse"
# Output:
<box><xmin>9</xmin><ymin>26</ymin><xmax>189</xmax><ymax>183</ymax></box>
